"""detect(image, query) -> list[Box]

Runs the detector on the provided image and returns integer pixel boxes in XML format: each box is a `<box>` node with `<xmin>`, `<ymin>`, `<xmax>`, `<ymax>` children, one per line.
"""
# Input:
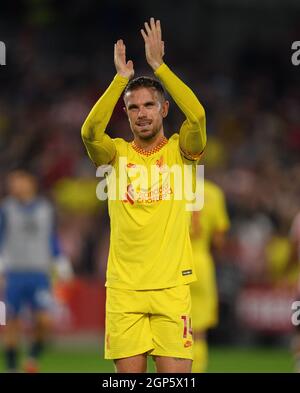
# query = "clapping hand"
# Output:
<box><xmin>141</xmin><ymin>17</ymin><xmax>165</xmax><ymax>71</ymax></box>
<box><xmin>114</xmin><ymin>39</ymin><xmax>135</xmax><ymax>79</ymax></box>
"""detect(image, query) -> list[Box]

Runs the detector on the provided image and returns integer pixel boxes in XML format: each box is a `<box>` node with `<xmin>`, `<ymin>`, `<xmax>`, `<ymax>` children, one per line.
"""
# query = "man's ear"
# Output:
<box><xmin>123</xmin><ymin>106</ymin><xmax>128</xmax><ymax>116</ymax></box>
<box><xmin>162</xmin><ymin>100</ymin><xmax>169</xmax><ymax>118</ymax></box>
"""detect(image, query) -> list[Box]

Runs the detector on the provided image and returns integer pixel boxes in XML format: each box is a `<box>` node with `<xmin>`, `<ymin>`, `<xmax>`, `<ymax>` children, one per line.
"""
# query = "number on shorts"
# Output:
<box><xmin>181</xmin><ymin>315</ymin><xmax>192</xmax><ymax>338</ymax></box>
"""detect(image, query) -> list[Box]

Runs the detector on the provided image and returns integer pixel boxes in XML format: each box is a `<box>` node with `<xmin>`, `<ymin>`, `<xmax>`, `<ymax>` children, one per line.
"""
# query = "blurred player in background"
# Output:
<box><xmin>190</xmin><ymin>179</ymin><xmax>230</xmax><ymax>372</ymax></box>
<box><xmin>288</xmin><ymin>211</ymin><xmax>300</xmax><ymax>372</ymax></box>
<box><xmin>82</xmin><ymin>18</ymin><xmax>206</xmax><ymax>372</ymax></box>
<box><xmin>0</xmin><ymin>170</ymin><xmax>73</xmax><ymax>372</ymax></box>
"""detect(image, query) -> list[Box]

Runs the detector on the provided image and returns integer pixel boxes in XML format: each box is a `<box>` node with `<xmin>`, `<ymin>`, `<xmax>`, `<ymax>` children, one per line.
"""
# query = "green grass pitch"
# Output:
<box><xmin>0</xmin><ymin>345</ymin><xmax>294</xmax><ymax>373</ymax></box>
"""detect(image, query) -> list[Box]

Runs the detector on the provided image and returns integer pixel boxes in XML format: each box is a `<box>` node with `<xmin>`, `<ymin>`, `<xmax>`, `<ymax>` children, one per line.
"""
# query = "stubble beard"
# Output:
<box><xmin>138</xmin><ymin>130</ymin><xmax>158</xmax><ymax>140</ymax></box>
<box><xmin>133</xmin><ymin>123</ymin><xmax>162</xmax><ymax>141</ymax></box>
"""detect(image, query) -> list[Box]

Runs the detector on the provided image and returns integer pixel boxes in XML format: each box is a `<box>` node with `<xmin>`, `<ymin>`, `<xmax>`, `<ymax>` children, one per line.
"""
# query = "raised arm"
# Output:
<box><xmin>155</xmin><ymin>64</ymin><xmax>206</xmax><ymax>160</ymax></box>
<box><xmin>141</xmin><ymin>18</ymin><xmax>206</xmax><ymax>160</ymax></box>
<box><xmin>81</xmin><ymin>40</ymin><xmax>134</xmax><ymax>165</ymax></box>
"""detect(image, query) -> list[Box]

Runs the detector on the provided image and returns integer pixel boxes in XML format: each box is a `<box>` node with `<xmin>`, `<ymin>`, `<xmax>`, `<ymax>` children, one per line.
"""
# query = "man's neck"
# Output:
<box><xmin>133</xmin><ymin>131</ymin><xmax>165</xmax><ymax>151</ymax></box>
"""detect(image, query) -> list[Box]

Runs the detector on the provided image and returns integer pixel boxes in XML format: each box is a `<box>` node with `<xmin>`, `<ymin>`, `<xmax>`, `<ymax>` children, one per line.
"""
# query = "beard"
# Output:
<box><xmin>138</xmin><ymin>129</ymin><xmax>159</xmax><ymax>140</ymax></box>
<box><xmin>133</xmin><ymin>121</ymin><xmax>161</xmax><ymax>141</ymax></box>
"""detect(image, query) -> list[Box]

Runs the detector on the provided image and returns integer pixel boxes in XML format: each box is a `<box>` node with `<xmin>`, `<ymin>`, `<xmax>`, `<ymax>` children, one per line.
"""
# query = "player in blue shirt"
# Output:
<box><xmin>0</xmin><ymin>170</ymin><xmax>73</xmax><ymax>372</ymax></box>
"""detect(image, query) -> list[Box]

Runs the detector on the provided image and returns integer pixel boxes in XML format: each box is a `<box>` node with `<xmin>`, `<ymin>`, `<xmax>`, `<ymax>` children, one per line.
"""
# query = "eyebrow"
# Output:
<box><xmin>127</xmin><ymin>101</ymin><xmax>156</xmax><ymax>110</ymax></box>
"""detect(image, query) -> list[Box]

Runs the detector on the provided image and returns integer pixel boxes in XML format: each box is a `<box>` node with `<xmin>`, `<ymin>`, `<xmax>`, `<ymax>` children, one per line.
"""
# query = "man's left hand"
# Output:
<box><xmin>141</xmin><ymin>17</ymin><xmax>165</xmax><ymax>71</ymax></box>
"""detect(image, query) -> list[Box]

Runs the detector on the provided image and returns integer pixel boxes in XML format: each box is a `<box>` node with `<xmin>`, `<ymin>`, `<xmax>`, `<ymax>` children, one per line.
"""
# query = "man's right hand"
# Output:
<box><xmin>114</xmin><ymin>39</ymin><xmax>134</xmax><ymax>79</ymax></box>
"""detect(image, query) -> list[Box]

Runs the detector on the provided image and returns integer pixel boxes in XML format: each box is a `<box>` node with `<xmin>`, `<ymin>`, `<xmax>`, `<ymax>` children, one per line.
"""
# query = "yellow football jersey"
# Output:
<box><xmin>82</xmin><ymin>62</ymin><xmax>207</xmax><ymax>291</ymax></box>
<box><xmin>190</xmin><ymin>180</ymin><xmax>230</xmax><ymax>330</ymax></box>
<box><xmin>190</xmin><ymin>180</ymin><xmax>230</xmax><ymax>255</ymax></box>
<box><xmin>105</xmin><ymin>134</ymin><xmax>198</xmax><ymax>290</ymax></box>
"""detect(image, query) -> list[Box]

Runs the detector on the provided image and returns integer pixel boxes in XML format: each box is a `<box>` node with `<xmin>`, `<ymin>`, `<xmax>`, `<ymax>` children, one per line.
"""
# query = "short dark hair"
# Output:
<box><xmin>124</xmin><ymin>76</ymin><xmax>166</xmax><ymax>100</ymax></box>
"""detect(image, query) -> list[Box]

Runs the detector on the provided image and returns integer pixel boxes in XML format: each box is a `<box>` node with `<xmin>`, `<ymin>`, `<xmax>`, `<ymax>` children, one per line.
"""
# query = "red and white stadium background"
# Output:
<box><xmin>53</xmin><ymin>279</ymin><xmax>105</xmax><ymax>334</ymax></box>
<box><xmin>236</xmin><ymin>285</ymin><xmax>297</xmax><ymax>333</ymax></box>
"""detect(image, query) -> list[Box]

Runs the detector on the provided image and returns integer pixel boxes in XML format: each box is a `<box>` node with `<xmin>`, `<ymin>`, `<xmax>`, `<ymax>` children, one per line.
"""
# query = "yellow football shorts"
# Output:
<box><xmin>105</xmin><ymin>285</ymin><xmax>193</xmax><ymax>360</ymax></box>
<box><xmin>190</xmin><ymin>253</ymin><xmax>218</xmax><ymax>331</ymax></box>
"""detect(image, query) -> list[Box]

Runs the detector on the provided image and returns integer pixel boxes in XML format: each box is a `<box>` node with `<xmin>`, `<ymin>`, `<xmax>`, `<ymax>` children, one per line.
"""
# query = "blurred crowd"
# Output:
<box><xmin>1</xmin><ymin>1</ymin><xmax>299</xmax><ymax>335</ymax></box>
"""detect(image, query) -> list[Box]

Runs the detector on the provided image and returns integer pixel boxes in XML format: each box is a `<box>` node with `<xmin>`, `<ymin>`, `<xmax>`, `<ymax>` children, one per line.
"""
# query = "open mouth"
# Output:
<box><xmin>136</xmin><ymin>120</ymin><xmax>152</xmax><ymax>127</ymax></box>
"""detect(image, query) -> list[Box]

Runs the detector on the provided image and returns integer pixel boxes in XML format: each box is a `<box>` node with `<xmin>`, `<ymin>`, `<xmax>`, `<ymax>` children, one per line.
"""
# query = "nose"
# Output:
<box><xmin>137</xmin><ymin>106</ymin><xmax>147</xmax><ymax>118</ymax></box>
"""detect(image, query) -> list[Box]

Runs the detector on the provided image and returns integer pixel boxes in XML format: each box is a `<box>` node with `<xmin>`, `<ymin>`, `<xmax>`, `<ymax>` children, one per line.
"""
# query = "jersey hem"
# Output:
<box><xmin>105</xmin><ymin>277</ymin><xmax>196</xmax><ymax>291</ymax></box>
